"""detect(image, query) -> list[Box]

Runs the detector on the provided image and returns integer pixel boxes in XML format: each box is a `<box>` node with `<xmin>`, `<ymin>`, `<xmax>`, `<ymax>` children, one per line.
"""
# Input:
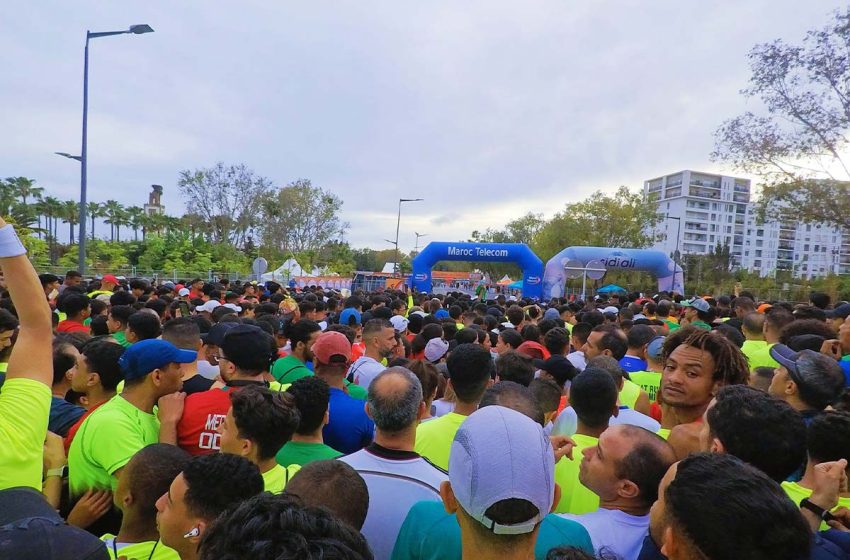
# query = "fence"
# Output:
<box><xmin>30</xmin><ymin>264</ymin><xmax>246</xmax><ymax>283</ymax></box>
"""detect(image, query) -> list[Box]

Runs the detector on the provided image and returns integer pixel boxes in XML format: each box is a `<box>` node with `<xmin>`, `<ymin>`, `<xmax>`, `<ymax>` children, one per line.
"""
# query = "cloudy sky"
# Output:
<box><xmin>1</xmin><ymin>1</ymin><xmax>843</xmax><ymax>252</ymax></box>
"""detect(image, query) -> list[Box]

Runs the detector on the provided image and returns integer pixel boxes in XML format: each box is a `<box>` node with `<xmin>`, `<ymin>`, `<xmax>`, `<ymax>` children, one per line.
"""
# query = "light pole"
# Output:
<box><xmin>76</xmin><ymin>24</ymin><xmax>154</xmax><ymax>275</ymax></box>
<box><xmin>393</xmin><ymin>198</ymin><xmax>423</xmax><ymax>276</ymax></box>
<box><xmin>414</xmin><ymin>232</ymin><xmax>428</xmax><ymax>254</ymax></box>
<box><xmin>666</xmin><ymin>214</ymin><xmax>682</xmax><ymax>293</ymax></box>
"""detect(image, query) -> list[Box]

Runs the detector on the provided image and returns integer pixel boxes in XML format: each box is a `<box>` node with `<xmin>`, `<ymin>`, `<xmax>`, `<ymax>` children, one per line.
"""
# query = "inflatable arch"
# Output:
<box><xmin>542</xmin><ymin>247</ymin><xmax>684</xmax><ymax>299</ymax></box>
<box><xmin>411</xmin><ymin>242</ymin><xmax>544</xmax><ymax>299</ymax></box>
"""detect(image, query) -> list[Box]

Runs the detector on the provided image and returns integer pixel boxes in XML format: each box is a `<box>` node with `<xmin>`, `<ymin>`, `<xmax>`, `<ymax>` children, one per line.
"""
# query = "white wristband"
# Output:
<box><xmin>0</xmin><ymin>225</ymin><xmax>27</xmax><ymax>257</ymax></box>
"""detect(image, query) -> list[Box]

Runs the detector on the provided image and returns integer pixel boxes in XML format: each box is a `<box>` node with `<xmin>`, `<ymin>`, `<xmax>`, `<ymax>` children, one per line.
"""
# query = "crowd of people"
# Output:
<box><xmin>1</xmin><ymin>216</ymin><xmax>850</xmax><ymax>559</ymax></box>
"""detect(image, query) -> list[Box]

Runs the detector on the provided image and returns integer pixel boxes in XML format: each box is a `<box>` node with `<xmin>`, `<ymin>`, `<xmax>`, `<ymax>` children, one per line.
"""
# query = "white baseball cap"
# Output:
<box><xmin>449</xmin><ymin>406</ymin><xmax>555</xmax><ymax>535</ymax></box>
<box><xmin>424</xmin><ymin>338</ymin><xmax>449</xmax><ymax>363</ymax></box>
<box><xmin>196</xmin><ymin>300</ymin><xmax>221</xmax><ymax>313</ymax></box>
<box><xmin>390</xmin><ymin>315</ymin><xmax>409</xmax><ymax>333</ymax></box>
<box><xmin>178</xmin><ymin>288</ymin><xmax>190</xmax><ymax>297</ymax></box>
<box><xmin>222</xmin><ymin>303</ymin><xmax>242</xmax><ymax>313</ymax></box>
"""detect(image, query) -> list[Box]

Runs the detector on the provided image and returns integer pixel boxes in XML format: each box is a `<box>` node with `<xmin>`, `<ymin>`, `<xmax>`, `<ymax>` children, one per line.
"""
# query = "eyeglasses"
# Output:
<box><xmin>214</xmin><ymin>355</ymin><xmax>230</xmax><ymax>362</ymax></box>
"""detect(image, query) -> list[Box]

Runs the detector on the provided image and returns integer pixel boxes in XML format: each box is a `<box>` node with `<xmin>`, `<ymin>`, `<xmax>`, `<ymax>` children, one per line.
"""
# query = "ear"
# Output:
<box><xmin>323</xmin><ymin>408</ymin><xmax>330</xmax><ymax>427</ymax></box>
<box><xmin>710</xmin><ymin>437</ymin><xmax>725</xmax><ymax>454</ymax></box>
<box><xmin>440</xmin><ymin>481</ymin><xmax>458</xmax><ymax>514</ymax></box>
<box><xmin>602</xmin><ymin>349</ymin><xmax>613</xmax><ymax>358</ymax></box>
<box><xmin>122</xmin><ymin>491</ymin><xmax>133</xmax><ymax>509</ymax></box>
<box><xmin>611</xmin><ymin>404</ymin><xmax>620</xmax><ymax>418</ymax></box>
<box><xmin>417</xmin><ymin>400</ymin><xmax>427</xmax><ymax>422</ymax></box>
<box><xmin>550</xmin><ymin>483</ymin><xmax>562</xmax><ymax>513</ymax></box>
<box><xmin>617</xmin><ymin>479</ymin><xmax>640</xmax><ymax>500</ymax></box>
<box><xmin>241</xmin><ymin>437</ymin><xmax>254</xmax><ymax>459</ymax></box>
<box><xmin>65</xmin><ymin>368</ymin><xmax>75</xmax><ymax>383</ymax></box>
<box><xmin>660</xmin><ymin>526</ymin><xmax>676</xmax><ymax>558</ymax></box>
<box><xmin>364</xmin><ymin>401</ymin><xmax>373</xmax><ymax>420</ymax></box>
<box><xmin>785</xmin><ymin>379</ymin><xmax>798</xmax><ymax>396</ymax></box>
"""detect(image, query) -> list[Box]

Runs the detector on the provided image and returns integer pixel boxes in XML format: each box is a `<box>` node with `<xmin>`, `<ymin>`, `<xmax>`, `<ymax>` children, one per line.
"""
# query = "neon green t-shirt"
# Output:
<box><xmin>414</xmin><ymin>412</ymin><xmax>468</xmax><ymax>471</ymax></box>
<box><xmin>629</xmin><ymin>371</ymin><xmax>662</xmax><ymax>402</ymax></box>
<box><xmin>262</xmin><ymin>463</ymin><xmax>301</xmax><ymax>494</ymax></box>
<box><xmin>618</xmin><ymin>379</ymin><xmax>641</xmax><ymax>409</ymax></box>
<box><xmin>271</xmin><ymin>355</ymin><xmax>312</xmax><ymax>384</ymax></box>
<box><xmin>112</xmin><ymin>331</ymin><xmax>131</xmax><ymax>348</ymax></box>
<box><xmin>68</xmin><ymin>394</ymin><xmax>160</xmax><ymax>497</ymax></box>
<box><xmin>554</xmin><ymin>434</ymin><xmax>599</xmax><ymax>514</ymax></box>
<box><xmin>781</xmin><ymin>481</ymin><xmax>850</xmax><ymax>531</ymax></box>
<box><xmin>657</xmin><ymin>428</ymin><xmax>671</xmax><ymax>440</ymax></box>
<box><xmin>101</xmin><ymin>535</ymin><xmax>179</xmax><ymax>560</ymax></box>
<box><xmin>742</xmin><ymin>340</ymin><xmax>779</xmax><ymax>371</ymax></box>
<box><xmin>0</xmin><ymin>378</ymin><xmax>51</xmax><ymax>491</ymax></box>
<box><xmin>276</xmin><ymin>440</ymin><xmax>342</xmax><ymax>467</ymax></box>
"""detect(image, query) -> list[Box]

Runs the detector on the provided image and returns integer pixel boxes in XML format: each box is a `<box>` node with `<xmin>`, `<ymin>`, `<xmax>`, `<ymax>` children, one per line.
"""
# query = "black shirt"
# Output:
<box><xmin>182</xmin><ymin>374</ymin><xmax>215</xmax><ymax>395</ymax></box>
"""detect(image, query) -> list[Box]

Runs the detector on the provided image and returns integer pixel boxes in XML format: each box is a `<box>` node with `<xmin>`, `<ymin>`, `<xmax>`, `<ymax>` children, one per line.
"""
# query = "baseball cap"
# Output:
<box><xmin>171</xmin><ymin>283</ymin><xmax>182</xmax><ymax>291</ymax></box>
<box><xmin>827</xmin><ymin>303</ymin><xmax>850</xmax><ymax>320</ymax></box>
<box><xmin>201</xmin><ymin>322</ymin><xmax>240</xmax><ymax>346</ymax></box>
<box><xmin>647</xmin><ymin>336</ymin><xmax>666</xmax><ymax>361</ymax></box>
<box><xmin>390</xmin><ymin>315</ymin><xmax>409</xmax><ymax>333</ymax></box>
<box><xmin>223</xmin><ymin>303</ymin><xmax>242</xmax><ymax>313</ymax></box>
<box><xmin>786</xmin><ymin>334</ymin><xmax>827</xmax><ymax>353</ymax></box>
<box><xmin>312</xmin><ymin>331</ymin><xmax>352</xmax><ymax>365</ymax></box>
<box><xmin>0</xmin><ymin>488</ymin><xmax>109</xmax><ymax>560</ymax></box>
<box><xmin>118</xmin><ymin>339</ymin><xmax>196</xmax><ymax>381</ymax></box>
<box><xmin>101</xmin><ymin>274</ymin><xmax>118</xmax><ymax>284</ymax></box>
<box><xmin>434</xmin><ymin>309</ymin><xmax>450</xmax><ymax>319</ymax></box>
<box><xmin>533</xmin><ymin>355</ymin><xmax>577</xmax><ymax>384</ymax></box>
<box><xmin>338</xmin><ymin>308</ymin><xmax>362</xmax><ymax>327</ymax></box>
<box><xmin>178</xmin><ymin>288</ymin><xmax>190</xmax><ymax>297</ymax></box>
<box><xmin>681</xmin><ymin>297</ymin><xmax>710</xmax><ymax>313</ymax></box>
<box><xmin>769</xmin><ymin>344</ymin><xmax>843</xmax><ymax>388</ymax></box>
<box><xmin>220</xmin><ymin>324</ymin><xmax>273</xmax><ymax>362</ymax></box>
<box><xmin>516</xmin><ymin>341</ymin><xmax>549</xmax><ymax>361</ymax></box>
<box><xmin>602</xmin><ymin>306</ymin><xmax>619</xmax><ymax>315</ymax></box>
<box><xmin>449</xmin><ymin>406</ymin><xmax>554</xmax><ymax>535</ymax></box>
<box><xmin>196</xmin><ymin>300</ymin><xmax>221</xmax><ymax>313</ymax></box>
<box><xmin>757</xmin><ymin>303</ymin><xmax>773</xmax><ymax>313</ymax></box>
<box><xmin>543</xmin><ymin>308</ymin><xmax>560</xmax><ymax>321</ymax></box>
<box><xmin>425</xmin><ymin>338</ymin><xmax>450</xmax><ymax>362</ymax></box>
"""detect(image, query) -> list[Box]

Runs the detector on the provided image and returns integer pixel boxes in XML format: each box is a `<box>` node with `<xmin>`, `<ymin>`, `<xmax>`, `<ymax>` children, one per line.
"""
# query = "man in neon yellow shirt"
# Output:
<box><xmin>102</xmin><ymin>443</ymin><xmax>189</xmax><ymax>559</ymax></box>
<box><xmin>416</xmin><ymin>343</ymin><xmax>494</xmax><ymax>470</ymax></box>
<box><xmin>218</xmin><ymin>384</ymin><xmax>301</xmax><ymax>493</ymax></box>
<box><xmin>554</xmin><ymin>368</ymin><xmax>619</xmax><ymax>514</ymax></box>
<box><xmin>68</xmin><ymin>339</ymin><xmax>195</xmax><ymax>498</ymax></box>
<box><xmin>0</xmin><ymin>217</ymin><xmax>55</xmax><ymax>492</ymax></box>
<box><xmin>740</xmin><ymin>312</ymin><xmax>775</xmax><ymax>371</ymax></box>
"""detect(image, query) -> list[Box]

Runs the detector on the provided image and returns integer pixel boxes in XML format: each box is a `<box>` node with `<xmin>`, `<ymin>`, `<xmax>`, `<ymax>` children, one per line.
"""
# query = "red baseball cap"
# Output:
<box><xmin>102</xmin><ymin>274</ymin><xmax>119</xmax><ymax>284</ymax></box>
<box><xmin>312</xmin><ymin>331</ymin><xmax>352</xmax><ymax>366</ymax></box>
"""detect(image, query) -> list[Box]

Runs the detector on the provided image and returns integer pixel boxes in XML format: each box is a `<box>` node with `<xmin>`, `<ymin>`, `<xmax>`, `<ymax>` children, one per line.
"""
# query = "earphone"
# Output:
<box><xmin>183</xmin><ymin>527</ymin><xmax>201</xmax><ymax>539</ymax></box>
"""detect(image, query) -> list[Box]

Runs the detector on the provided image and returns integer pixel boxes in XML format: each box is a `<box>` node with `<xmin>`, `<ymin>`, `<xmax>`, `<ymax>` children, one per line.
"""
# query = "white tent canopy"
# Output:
<box><xmin>260</xmin><ymin>258</ymin><xmax>312</xmax><ymax>282</ymax></box>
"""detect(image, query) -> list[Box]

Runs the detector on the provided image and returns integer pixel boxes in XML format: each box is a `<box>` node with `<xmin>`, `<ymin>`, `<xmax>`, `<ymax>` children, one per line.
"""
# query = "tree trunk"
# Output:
<box><xmin>69</xmin><ymin>222</ymin><xmax>74</xmax><ymax>245</ymax></box>
<box><xmin>91</xmin><ymin>216</ymin><xmax>96</xmax><ymax>240</ymax></box>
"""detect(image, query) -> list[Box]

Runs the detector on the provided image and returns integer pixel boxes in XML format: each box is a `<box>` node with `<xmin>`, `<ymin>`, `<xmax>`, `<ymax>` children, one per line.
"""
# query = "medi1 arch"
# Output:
<box><xmin>411</xmin><ymin>242</ymin><xmax>544</xmax><ymax>300</ymax></box>
<box><xmin>541</xmin><ymin>246</ymin><xmax>685</xmax><ymax>299</ymax></box>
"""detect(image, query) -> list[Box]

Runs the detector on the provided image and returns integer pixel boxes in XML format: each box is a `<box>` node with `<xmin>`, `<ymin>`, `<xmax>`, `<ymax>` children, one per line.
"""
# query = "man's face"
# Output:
<box><xmin>302</xmin><ymin>329</ymin><xmax>322</xmax><ymax>362</ymax></box>
<box><xmin>767</xmin><ymin>366</ymin><xmax>792</xmax><ymax>400</ymax></box>
<box><xmin>157</xmin><ymin>362</ymin><xmax>184</xmax><ymax>395</ymax></box>
<box><xmin>648</xmin><ymin>462</ymin><xmax>679</xmax><ymax>555</ymax></box>
<box><xmin>661</xmin><ymin>344</ymin><xmax>717</xmax><ymax>408</ymax></box>
<box><xmin>734</xmin><ymin>305</ymin><xmax>747</xmax><ymax>319</ymax></box>
<box><xmin>106</xmin><ymin>314</ymin><xmax>121</xmax><ymax>334</ymax></box>
<box><xmin>193</xmin><ymin>281</ymin><xmax>204</xmax><ymax>291</ymax></box>
<box><xmin>217</xmin><ymin>408</ymin><xmax>243</xmax><ymax>456</ymax></box>
<box><xmin>0</xmin><ymin>329</ymin><xmax>14</xmax><ymax>350</ymax></box>
<box><xmin>65</xmin><ymin>276</ymin><xmax>81</xmax><ymax>287</ymax></box>
<box><xmin>44</xmin><ymin>281</ymin><xmax>60</xmax><ymax>295</ymax></box>
<box><xmin>684</xmin><ymin>308</ymin><xmax>698</xmax><ymax>321</ymax></box>
<box><xmin>698</xmin><ymin>398</ymin><xmax>718</xmax><ymax>452</ymax></box>
<box><xmin>377</xmin><ymin>327</ymin><xmax>397</xmax><ymax>358</ymax></box>
<box><xmin>839</xmin><ymin>315</ymin><xmax>850</xmax><ymax>353</ymax></box>
<box><xmin>156</xmin><ymin>473</ymin><xmax>197</xmax><ymax>553</ymax></box>
<box><xmin>495</xmin><ymin>335</ymin><xmax>510</xmax><ymax>354</ymax></box>
<box><xmin>579</xmin><ymin>426</ymin><xmax>633</xmax><ymax>500</ymax></box>
<box><xmin>71</xmin><ymin>351</ymin><xmax>90</xmax><ymax>393</ymax></box>
<box><xmin>582</xmin><ymin>331</ymin><xmax>606</xmax><ymax>360</ymax></box>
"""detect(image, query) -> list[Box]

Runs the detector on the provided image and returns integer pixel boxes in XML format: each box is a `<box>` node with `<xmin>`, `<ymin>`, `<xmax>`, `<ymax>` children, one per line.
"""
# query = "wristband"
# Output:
<box><xmin>45</xmin><ymin>466</ymin><xmax>66</xmax><ymax>478</ymax></box>
<box><xmin>0</xmin><ymin>225</ymin><xmax>26</xmax><ymax>258</ymax></box>
<box><xmin>800</xmin><ymin>497</ymin><xmax>836</xmax><ymax>522</ymax></box>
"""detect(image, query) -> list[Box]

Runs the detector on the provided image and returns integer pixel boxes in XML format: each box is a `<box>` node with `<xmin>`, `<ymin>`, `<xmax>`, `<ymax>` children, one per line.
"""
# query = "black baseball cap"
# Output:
<box><xmin>0</xmin><ymin>488</ymin><xmax>109</xmax><ymax>560</ymax></box>
<box><xmin>826</xmin><ymin>303</ymin><xmax>850</xmax><ymax>320</ymax></box>
<box><xmin>201</xmin><ymin>322</ymin><xmax>240</xmax><ymax>346</ymax></box>
<box><xmin>534</xmin><ymin>355</ymin><xmax>577</xmax><ymax>386</ymax></box>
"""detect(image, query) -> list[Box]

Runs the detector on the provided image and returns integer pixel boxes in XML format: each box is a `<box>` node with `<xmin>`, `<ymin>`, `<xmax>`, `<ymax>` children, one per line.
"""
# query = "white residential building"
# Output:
<box><xmin>643</xmin><ymin>170</ymin><xmax>845</xmax><ymax>279</ymax></box>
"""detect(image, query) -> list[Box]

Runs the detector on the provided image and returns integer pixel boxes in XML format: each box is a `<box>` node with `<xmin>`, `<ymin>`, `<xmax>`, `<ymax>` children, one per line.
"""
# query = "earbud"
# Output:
<box><xmin>183</xmin><ymin>527</ymin><xmax>200</xmax><ymax>539</ymax></box>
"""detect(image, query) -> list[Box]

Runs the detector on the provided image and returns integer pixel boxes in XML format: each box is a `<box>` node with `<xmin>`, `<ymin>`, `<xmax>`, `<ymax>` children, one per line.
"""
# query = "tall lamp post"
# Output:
<box><xmin>393</xmin><ymin>198</ymin><xmax>423</xmax><ymax>276</ymax></box>
<box><xmin>414</xmin><ymin>232</ymin><xmax>428</xmax><ymax>254</ymax></box>
<box><xmin>75</xmin><ymin>24</ymin><xmax>154</xmax><ymax>275</ymax></box>
<box><xmin>666</xmin><ymin>214</ymin><xmax>682</xmax><ymax>293</ymax></box>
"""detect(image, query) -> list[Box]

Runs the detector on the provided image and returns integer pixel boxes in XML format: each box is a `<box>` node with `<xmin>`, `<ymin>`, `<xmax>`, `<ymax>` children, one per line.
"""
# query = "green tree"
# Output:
<box><xmin>103</xmin><ymin>200</ymin><xmax>125</xmax><ymax>242</ymax></box>
<box><xmin>712</xmin><ymin>8</ymin><xmax>850</xmax><ymax>229</ymax></box>
<box><xmin>125</xmin><ymin>206</ymin><xmax>146</xmax><ymax>242</ymax></box>
<box><xmin>6</xmin><ymin>176</ymin><xmax>43</xmax><ymax>206</ymax></box>
<box><xmin>86</xmin><ymin>201</ymin><xmax>103</xmax><ymax>240</ymax></box>
<box><xmin>61</xmin><ymin>200</ymin><xmax>79</xmax><ymax>244</ymax></box>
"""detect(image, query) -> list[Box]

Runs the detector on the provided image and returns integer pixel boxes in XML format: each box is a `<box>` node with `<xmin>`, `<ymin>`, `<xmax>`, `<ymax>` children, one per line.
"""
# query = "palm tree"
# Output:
<box><xmin>125</xmin><ymin>206</ymin><xmax>146</xmax><ymax>242</ymax></box>
<box><xmin>103</xmin><ymin>200</ymin><xmax>124</xmax><ymax>242</ymax></box>
<box><xmin>6</xmin><ymin>177</ymin><xmax>43</xmax><ymax>207</ymax></box>
<box><xmin>62</xmin><ymin>200</ymin><xmax>80</xmax><ymax>244</ymax></box>
<box><xmin>87</xmin><ymin>201</ymin><xmax>104</xmax><ymax>240</ymax></box>
<box><xmin>41</xmin><ymin>196</ymin><xmax>62</xmax><ymax>264</ymax></box>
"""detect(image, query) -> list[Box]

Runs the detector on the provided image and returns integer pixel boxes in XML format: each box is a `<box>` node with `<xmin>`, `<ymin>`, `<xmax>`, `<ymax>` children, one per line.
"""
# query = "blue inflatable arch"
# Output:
<box><xmin>541</xmin><ymin>246</ymin><xmax>684</xmax><ymax>299</ymax></box>
<box><xmin>411</xmin><ymin>242</ymin><xmax>544</xmax><ymax>300</ymax></box>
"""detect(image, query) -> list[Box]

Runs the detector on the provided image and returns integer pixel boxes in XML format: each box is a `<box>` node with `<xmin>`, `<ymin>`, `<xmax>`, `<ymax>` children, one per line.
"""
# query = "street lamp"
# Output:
<box><xmin>393</xmin><ymin>198</ymin><xmax>423</xmax><ymax>276</ymax></box>
<box><xmin>55</xmin><ymin>152</ymin><xmax>82</xmax><ymax>162</ymax></box>
<box><xmin>666</xmin><ymin>214</ymin><xmax>682</xmax><ymax>293</ymax></box>
<box><xmin>76</xmin><ymin>24</ymin><xmax>154</xmax><ymax>275</ymax></box>
<box><xmin>414</xmin><ymin>232</ymin><xmax>428</xmax><ymax>253</ymax></box>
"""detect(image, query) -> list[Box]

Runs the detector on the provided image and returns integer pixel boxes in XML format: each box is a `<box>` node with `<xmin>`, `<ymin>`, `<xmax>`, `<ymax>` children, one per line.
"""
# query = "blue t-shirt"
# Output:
<box><xmin>49</xmin><ymin>396</ymin><xmax>85</xmax><ymax>438</ymax></box>
<box><xmin>838</xmin><ymin>358</ymin><xmax>850</xmax><ymax>387</ymax></box>
<box><xmin>392</xmin><ymin>500</ymin><xmax>593</xmax><ymax>560</ymax></box>
<box><xmin>619</xmin><ymin>355</ymin><xmax>648</xmax><ymax>373</ymax></box>
<box><xmin>323</xmin><ymin>387</ymin><xmax>374</xmax><ymax>455</ymax></box>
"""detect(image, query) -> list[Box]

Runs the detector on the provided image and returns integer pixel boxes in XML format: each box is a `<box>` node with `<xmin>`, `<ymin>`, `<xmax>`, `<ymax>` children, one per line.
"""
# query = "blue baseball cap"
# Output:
<box><xmin>339</xmin><ymin>308</ymin><xmax>362</xmax><ymax>327</ymax></box>
<box><xmin>434</xmin><ymin>309</ymin><xmax>450</xmax><ymax>319</ymax></box>
<box><xmin>119</xmin><ymin>339</ymin><xmax>197</xmax><ymax>381</ymax></box>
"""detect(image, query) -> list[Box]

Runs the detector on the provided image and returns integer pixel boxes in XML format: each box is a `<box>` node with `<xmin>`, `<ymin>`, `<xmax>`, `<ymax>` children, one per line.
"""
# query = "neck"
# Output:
<box><xmin>665</xmin><ymin>403</ymin><xmax>707</xmax><ymax>427</ymax></box>
<box><xmin>646</xmin><ymin>362</ymin><xmax>663</xmax><ymax>373</ymax></box>
<box><xmin>460</xmin><ymin>527</ymin><xmax>535</xmax><ymax>560</ymax></box>
<box><xmin>292</xmin><ymin>431</ymin><xmax>324</xmax><ymax>445</ymax></box>
<box><xmin>786</xmin><ymin>395</ymin><xmax>814</xmax><ymax>413</ymax></box>
<box><xmin>764</xmin><ymin>331</ymin><xmax>780</xmax><ymax>344</ymax></box>
<box><xmin>291</xmin><ymin>350</ymin><xmax>306</xmax><ymax>363</ymax></box>
<box><xmin>257</xmin><ymin>457</ymin><xmax>278</xmax><ymax>474</ymax></box>
<box><xmin>365</xmin><ymin>346</ymin><xmax>382</xmax><ymax>361</ymax></box>
<box><xmin>229</xmin><ymin>372</ymin><xmax>266</xmax><ymax>383</ymax></box>
<box><xmin>599</xmin><ymin>498</ymin><xmax>650</xmax><ymax>517</ymax></box>
<box><xmin>180</xmin><ymin>362</ymin><xmax>199</xmax><ymax>381</ymax></box>
<box><xmin>116</xmin><ymin>513</ymin><xmax>161</xmax><ymax>544</ymax></box>
<box><xmin>453</xmin><ymin>400</ymin><xmax>479</xmax><ymax>416</ymax></box>
<box><xmin>625</xmin><ymin>350</ymin><xmax>643</xmax><ymax>359</ymax></box>
<box><xmin>120</xmin><ymin>385</ymin><xmax>158</xmax><ymax>414</ymax></box>
<box><xmin>576</xmin><ymin>421</ymin><xmax>607</xmax><ymax>438</ymax></box>
<box><xmin>85</xmin><ymin>386</ymin><xmax>116</xmax><ymax>408</ymax></box>
<box><xmin>52</xmin><ymin>382</ymin><xmax>71</xmax><ymax>398</ymax></box>
<box><xmin>316</xmin><ymin>372</ymin><xmax>346</xmax><ymax>390</ymax></box>
<box><xmin>374</xmin><ymin>427</ymin><xmax>416</xmax><ymax>452</ymax></box>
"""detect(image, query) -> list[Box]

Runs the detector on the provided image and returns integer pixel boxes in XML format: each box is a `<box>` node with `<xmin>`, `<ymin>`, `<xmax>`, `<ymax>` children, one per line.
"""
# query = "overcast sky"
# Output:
<box><xmin>1</xmin><ymin>1</ymin><xmax>843</xmax><ymax>252</ymax></box>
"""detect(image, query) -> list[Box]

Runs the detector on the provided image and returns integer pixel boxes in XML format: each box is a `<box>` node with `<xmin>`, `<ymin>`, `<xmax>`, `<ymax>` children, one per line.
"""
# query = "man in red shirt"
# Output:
<box><xmin>175</xmin><ymin>324</ymin><xmax>278</xmax><ymax>455</ymax></box>
<box><xmin>56</xmin><ymin>292</ymin><xmax>91</xmax><ymax>334</ymax></box>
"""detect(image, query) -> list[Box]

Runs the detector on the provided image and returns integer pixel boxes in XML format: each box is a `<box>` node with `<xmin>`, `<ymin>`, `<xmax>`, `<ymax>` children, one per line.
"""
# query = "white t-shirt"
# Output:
<box><xmin>431</xmin><ymin>399</ymin><xmax>455</xmax><ymax>418</ymax></box>
<box><xmin>567</xmin><ymin>351</ymin><xmax>586</xmax><ymax>372</ymax></box>
<box><xmin>340</xmin><ymin>445</ymin><xmax>447</xmax><ymax>560</ymax></box>
<box><xmin>348</xmin><ymin>356</ymin><xmax>385</xmax><ymax>389</ymax></box>
<box><xmin>196</xmin><ymin>360</ymin><xmax>219</xmax><ymax>380</ymax></box>
<box><xmin>551</xmin><ymin>406</ymin><xmax>659</xmax><ymax>437</ymax></box>
<box><xmin>559</xmin><ymin>508</ymin><xmax>649</xmax><ymax>560</ymax></box>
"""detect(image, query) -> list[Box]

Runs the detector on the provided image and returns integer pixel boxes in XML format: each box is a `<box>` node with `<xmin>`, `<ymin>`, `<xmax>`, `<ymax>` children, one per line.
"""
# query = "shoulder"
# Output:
<box><xmin>668</xmin><ymin>422</ymin><xmax>702</xmax><ymax>459</ymax></box>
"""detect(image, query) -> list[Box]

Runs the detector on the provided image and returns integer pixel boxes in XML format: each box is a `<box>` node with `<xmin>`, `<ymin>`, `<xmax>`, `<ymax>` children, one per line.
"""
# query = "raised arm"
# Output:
<box><xmin>0</xmin><ymin>217</ymin><xmax>53</xmax><ymax>385</ymax></box>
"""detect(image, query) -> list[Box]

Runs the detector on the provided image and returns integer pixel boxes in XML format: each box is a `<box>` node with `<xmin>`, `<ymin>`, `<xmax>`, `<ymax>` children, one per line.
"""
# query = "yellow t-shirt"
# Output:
<box><xmin>781</xmin><ymin>481</ymin><xmax>850</xmax><ymax>531</ymax></box>
<box><xmin>0</xmin><ymin>378</ymin><xmax>51</xmax><ymax>491</ymax></box>
<box><xmin>415</xmin><ymin>412</ymin><xmax>468</xmax><ymax>471</ymax></box>
<box><xmin>618</xmin><ymin>380</ymin><xmax>641</xmax><ymax>409</ymax></box>
<box><xmin>742</xmin><ymin>340</ymin><xmax>779</xmax><ymax>371</ymax></box>
<box><xmin>657</xmin><ymin>428</ymin><xmax>671</xmax><ymax>440</ymax></box>
<box><xmin>553</xmin><ymin>433</ymin><xmax>599</xmax><ymax>514</ymax></box>
<box><xmin>101</xmin><ymin>535</ymin><xmax>180</xmax><ymax>560</ymax></box>
<box><xmin>629</xmin><ymin>371</ymin><xmax>661</xmax><ymax>402</ymax></box>
<box><xmin>262</xmin><ymin>463</ymin><xmax>301</xmax><ymax>494</ymax></box>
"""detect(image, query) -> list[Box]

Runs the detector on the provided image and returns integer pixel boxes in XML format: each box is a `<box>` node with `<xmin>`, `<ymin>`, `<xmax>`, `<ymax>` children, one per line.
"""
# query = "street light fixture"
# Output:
<box><xmin>393</xmin><ymin>198</ymin><xmax>424</xmax><ymax>276</ymax></box>
<box><xmin>666</xmin><ymin>214</ymin><xmax>682</xmax><ymax>293</ymax></box>
<box><xmin>75</xmin><ymin>24</ymin><xmax>154</xmax><ymax>275</ymax></box>
<box><xmin>55</xmin><ymin>152</ymin><xmax>82</xmax><ymax>162</ymax></box>
<box><xmin>414</xmin><ymin>232</ymin><xmax>428</xmax><ymax>253</ymax></box>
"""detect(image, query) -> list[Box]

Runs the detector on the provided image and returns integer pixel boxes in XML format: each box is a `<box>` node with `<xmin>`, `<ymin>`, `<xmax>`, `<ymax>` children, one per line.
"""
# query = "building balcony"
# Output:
<box><xmin>689</xmin><ymin>188</ymin><xmax>721</xmax><ymax>199</ymax></box>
